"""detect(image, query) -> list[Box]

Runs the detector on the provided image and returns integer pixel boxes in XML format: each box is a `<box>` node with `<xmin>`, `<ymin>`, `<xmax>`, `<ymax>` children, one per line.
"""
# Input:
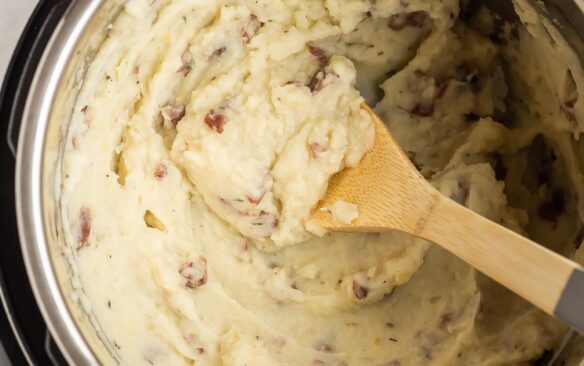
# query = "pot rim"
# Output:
<box><xmin>15</xmin><ymin>0</ymin><xmax>103</xmax><ymax>364</ymax></box>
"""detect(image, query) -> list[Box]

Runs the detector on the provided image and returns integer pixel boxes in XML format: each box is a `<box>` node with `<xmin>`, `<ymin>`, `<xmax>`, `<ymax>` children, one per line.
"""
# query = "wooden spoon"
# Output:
<box><xmin>312</xmin><ymin>103</ymin><xmax>584</xmax><ymax>333</ymax></box>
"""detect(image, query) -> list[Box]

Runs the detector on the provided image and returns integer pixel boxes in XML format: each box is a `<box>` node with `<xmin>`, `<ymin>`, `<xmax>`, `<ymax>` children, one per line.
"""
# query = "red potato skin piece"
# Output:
<box><xmin>309</xmin><ymin>142</ymin><xmax>327</xmax><ymax>158</ymax></box>
<box><xmin>561</xmin><ymin>96</ymin><xmax>578</xmax><ymax>122</ymax></box>
<box><xmin>161</xmin><ymin>105</ymin><xmax>186</xmax><ymax>125</ymax></box>
<box><xmin>177</xmin><ymin>50</ymin><xmax>193</xmax><ymax>73</ymax></box>
<box><xmin>208</xmin><ymin>47</ymin><xmax>226</xmax><ymax>61</ymax></box>
<box><xmin>307</xmin><ymin>44</ymin><xmax>328</xmax><ymax>67</ymax></box>
<box><xmin>411</xmin><ymin>103</ymin><xmax>433</xmax><ymax>117</ymax></box>
<box><xmin>387</xmin><ymin>11</ymin><xmax>428</xmax><ymax>31</ymax></box>
<box><xmin>77</xmin><ymin>207</ymin><xmax>91</xmax><ymax>250</ymax></box>
<box><xmin>240</xmin><ymin>14</ymin><xmax>258</xmax><ymax>43</ymax></box>
<box><xmin>154</xmin><ymin>163</ymin><xmax>168</xmax><ymax>180</ymax></box>
<box><xmin>353</xmin><ymin>281</ymin><xmax>368</xmax><ymax>299</ymax></box>
<box><xmin>408</xmin><ymin>67</ymin><xmax>481</xmax><ymax>117</ymax></box>
<box><xmin>204</xmin><ymin>110</ymin><xmax>227</xmax><ymax>133</ymax></box>
<box><xmin>179</xmin><ymin>257</ymin><xmax>208</xmax><ymax>289</ymax></box>
<box><xmin>72</xmin><ymin>136</ymin><xmax>80</xmax><ymax>149</ymax></box>
<box><xmin>434</xmin><ymin>78</ymin><xmax>451</xmax><ymax>101</ymax></box>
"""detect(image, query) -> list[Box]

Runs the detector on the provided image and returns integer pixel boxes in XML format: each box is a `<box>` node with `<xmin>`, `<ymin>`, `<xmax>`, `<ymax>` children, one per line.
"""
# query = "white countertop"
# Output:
<box><xmin>0</xmin><ymin>0</ymin><xmax>37</xmax><ymax>82</ymax></box>
<box><xmin>0</xmin><ymin>1</ymin><xmax>39</xmax><ymax>364</ymax></box>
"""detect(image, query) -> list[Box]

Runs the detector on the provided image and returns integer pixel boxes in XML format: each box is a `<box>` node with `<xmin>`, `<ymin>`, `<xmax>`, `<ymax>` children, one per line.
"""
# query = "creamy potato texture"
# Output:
<box><xmin>60</xmin><ymin>0</ymin><xmax>584</xmax><ymax>365</ymax></box>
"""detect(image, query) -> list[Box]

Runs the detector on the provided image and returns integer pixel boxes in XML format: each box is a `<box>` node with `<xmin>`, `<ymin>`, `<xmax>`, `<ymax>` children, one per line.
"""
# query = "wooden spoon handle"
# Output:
<box><xmin>419</xmin><ymin>195</ymin><xmax>584</xmax><ymax>333</ymax></box>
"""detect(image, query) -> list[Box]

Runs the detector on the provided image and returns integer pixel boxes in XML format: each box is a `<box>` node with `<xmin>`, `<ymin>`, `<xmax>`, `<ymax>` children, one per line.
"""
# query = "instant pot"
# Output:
<box><xmin>1</xmin><ymin>1</ymin><xmax>72</xmax><ymax>364</ymax></box>
<box><xmin>1</xmin><ymin>0</ymin><xmax>583</xmax><ymax>365</ymax></box>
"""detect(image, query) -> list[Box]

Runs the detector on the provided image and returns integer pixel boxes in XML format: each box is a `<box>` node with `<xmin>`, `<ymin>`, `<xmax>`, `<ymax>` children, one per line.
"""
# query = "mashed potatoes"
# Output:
<box><xmin>60</xmin><ymin>0</ymin><xmax>584</xmax><ymax>364</ymax></box>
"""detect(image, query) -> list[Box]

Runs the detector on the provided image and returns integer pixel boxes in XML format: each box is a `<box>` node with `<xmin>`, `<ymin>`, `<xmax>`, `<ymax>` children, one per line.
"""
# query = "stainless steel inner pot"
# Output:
<box><xmin>14</xmin><ymin>0</ymin><xmax>584</xmax><ymax>364</ymax></box>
